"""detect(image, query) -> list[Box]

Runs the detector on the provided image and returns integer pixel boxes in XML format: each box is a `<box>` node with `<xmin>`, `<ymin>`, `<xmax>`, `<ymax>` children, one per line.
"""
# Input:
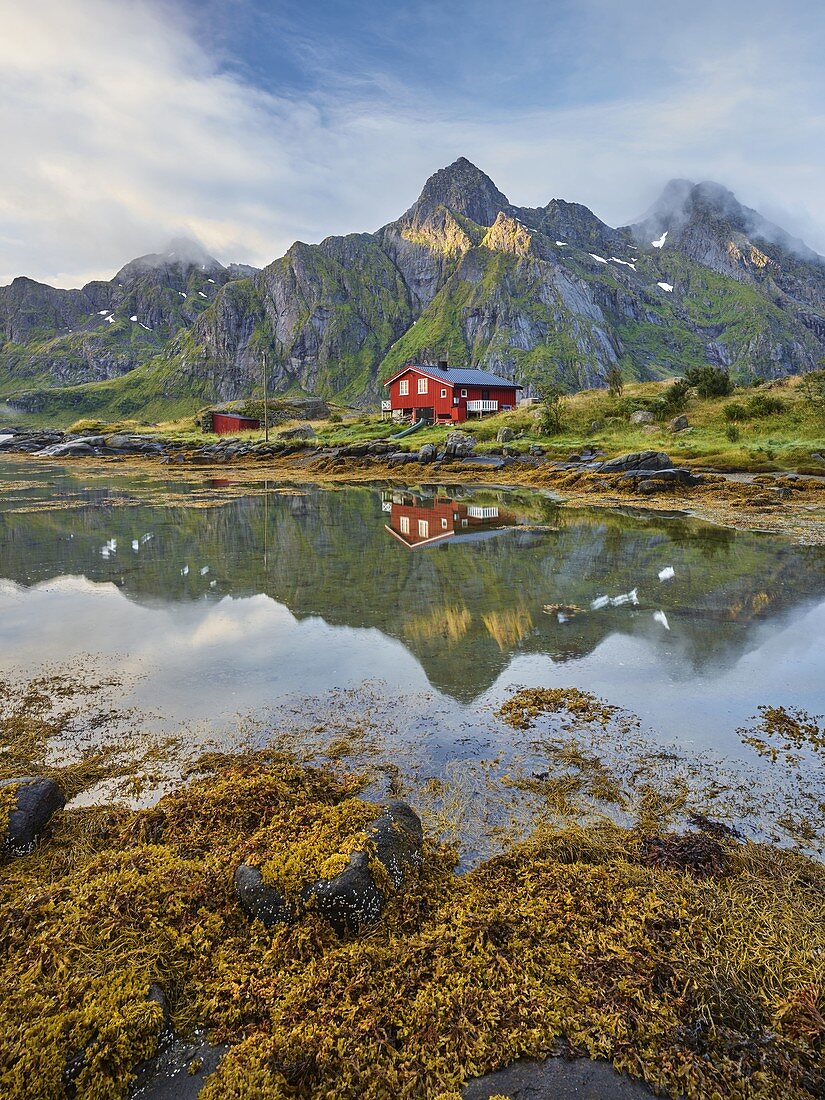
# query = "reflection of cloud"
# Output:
<box><xmin>188</xmin><ymin>597</ymin><xmax>296</xmax><ymax>648</ymax></box>
<box><xmin>0</xmin><ymin>580</ymin><xmax>431</xmax><ymax>726</ymax></box>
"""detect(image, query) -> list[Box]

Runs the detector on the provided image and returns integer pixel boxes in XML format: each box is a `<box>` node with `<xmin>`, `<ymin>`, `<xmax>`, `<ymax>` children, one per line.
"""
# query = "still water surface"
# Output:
<box><xmin>1</xmin><ymin>456</ymin><xmax>823</xmax><ymax>806</ymax></box>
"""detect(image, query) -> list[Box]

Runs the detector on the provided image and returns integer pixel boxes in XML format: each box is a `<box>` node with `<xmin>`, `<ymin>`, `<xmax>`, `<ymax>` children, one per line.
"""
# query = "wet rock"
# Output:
<box><xmin>310</xmin><ymin>802</ymin><xmax>423</xmax><ymax>934</ymax></box>
<box><xmin>669</xmin><ymin>414</ymin><xmax>690</xmax><ymax>432</ymax></box>
<box><xmin>234</xmin><ymin>801</ymin><xmax>423</xmax><ymax>935</ymax></box>
<box><xmin>388</xmin><ymin>451</ymin><xmax>416</xmax><ymax>464</ymax></box>
<box><xmin>528</xmin><ymin>444</ymin><xmax>545</xmax><ymax>457</ymax></box>
<box><xmin>418</xmin><ymin>443</ymin><xmax>437</xmax><ymax>463</ymax></box>
<box><xmin>462</xmin><ymin>1055</ymin><xmax>659</xmax><ymax>1099</ymax></box>
<box><xmin>1</xmin><ymin>776</ymin><xmax>65</xmax><ymax>856</ymax></box>
<box><xmin>444</xmin><ymin>430</ymin><xmax>476</xmax><ymax>457</ymax></box>
<box><xmin>597</xmin><ymin>450</ymin><xmax>672</xmax><ymax>473</ymax></box>
<box><xmin>624</xmin><ymin>467</ymin><xmax>701</xmax><ymax>486</ymax></box>
<box><xmin>496</xmin><ymin>427</ymin><xmax>514</xmax><ymax>443</ymax></box>
<box><xmin>233</xmin><ymin>865</ymin><xmax>292</xmax><ymax>928</ymax></box>
<box><xmin>630</xmin><ymin>409</ymin><xmax>654</xmax><ymax>425</ymax></box>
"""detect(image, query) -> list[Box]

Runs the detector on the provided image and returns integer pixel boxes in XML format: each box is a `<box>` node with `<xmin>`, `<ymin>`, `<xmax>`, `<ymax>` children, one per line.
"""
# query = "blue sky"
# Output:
<box><xmin>1</xmin><ymin>0</ymin><xmax>824</xmax><ymax>284</ymax></box>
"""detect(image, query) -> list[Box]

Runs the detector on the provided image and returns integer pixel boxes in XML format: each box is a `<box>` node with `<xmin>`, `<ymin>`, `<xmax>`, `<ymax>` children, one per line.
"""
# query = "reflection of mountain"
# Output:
<box><xmin>1</xmin><ymin>477</ymin><xmax>823</xmax><ymax>701</ymax></box>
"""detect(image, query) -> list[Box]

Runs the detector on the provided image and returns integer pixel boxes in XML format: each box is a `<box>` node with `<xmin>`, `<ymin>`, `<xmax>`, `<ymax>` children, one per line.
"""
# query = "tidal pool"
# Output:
<box><xmin>1</xmin><ymin>455</ymin><xmax>823</xmax><ymax>848</ymax></box>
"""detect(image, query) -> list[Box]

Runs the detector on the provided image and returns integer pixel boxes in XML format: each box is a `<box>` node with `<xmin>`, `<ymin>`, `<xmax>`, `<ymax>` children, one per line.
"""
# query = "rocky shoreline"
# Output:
<box><xmin>2</xmin><ymin>424</ymin><xmax>823</xmax><ymax>543</ymax></box>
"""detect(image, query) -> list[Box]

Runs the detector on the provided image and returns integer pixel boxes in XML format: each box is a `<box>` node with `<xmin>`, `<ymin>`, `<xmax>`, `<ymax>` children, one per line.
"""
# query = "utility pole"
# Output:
<box><xmin>262</xmin><ymin>350</ymin><xmax>270</xmax><ymax>442</ymax></box>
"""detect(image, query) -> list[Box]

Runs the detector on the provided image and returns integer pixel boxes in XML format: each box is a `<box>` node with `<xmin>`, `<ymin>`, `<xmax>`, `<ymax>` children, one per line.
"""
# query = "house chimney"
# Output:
<box><xmin>438</xmin><ymin>359</ymin><xmax>449</xmax><ymax>369</ymax></box>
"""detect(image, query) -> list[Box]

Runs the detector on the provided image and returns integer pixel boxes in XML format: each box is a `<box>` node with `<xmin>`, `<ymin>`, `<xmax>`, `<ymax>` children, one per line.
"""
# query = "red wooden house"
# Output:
<box><xmin>383</xmin><ymin>362</ymin><xmax>522</xmax><ymax>424</ymax></box>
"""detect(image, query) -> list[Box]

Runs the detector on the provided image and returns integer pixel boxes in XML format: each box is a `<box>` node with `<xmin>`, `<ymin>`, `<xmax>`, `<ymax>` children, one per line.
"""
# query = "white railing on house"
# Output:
<box><xmin>381</xmin><ymin>400</ymin><xmax>392</xmax><ymax>411</ymax></box>
<box><xmin>467</xmin><ymin>506</ymin><xmax>500</xmax><ymax>519</ymax></box>
<box><xmin>465</xmin><ymin>399</ymin><xmax>499</xmax><ymax>412</ymax></box>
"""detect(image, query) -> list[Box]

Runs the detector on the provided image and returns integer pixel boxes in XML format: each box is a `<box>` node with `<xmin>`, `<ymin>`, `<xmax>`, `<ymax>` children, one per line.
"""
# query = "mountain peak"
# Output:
<box><xmin>114</xmin><ymin>237</ymin><xmax>224</xmax><ymax>283</ymax></box>
<box><xmin>403</xmin><ymin>157</ymin><xmax>509</xmax><ymax>228</ymax></box>
<box><xmin>632</xmin><ymin>179</ymin><xmax>821</xmax><ymax>261</ymax></box>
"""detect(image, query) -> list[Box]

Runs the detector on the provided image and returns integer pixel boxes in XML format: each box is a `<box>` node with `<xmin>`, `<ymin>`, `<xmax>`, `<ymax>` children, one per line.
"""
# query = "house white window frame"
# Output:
<box><xmin>399</xmin><ymin>515</ymin><xmax>410</xmax><ymax>534</ymax></box>
<box><xmin>460</xmin><ymin>388</ymin><xmax>468</xmax><ymax>397</ymax></box>
<box><xmin>441</xmin><ymin>517</ymin><xmax>449</xmax><ymax>529</ymax></box>
<box><xmin>440</xmin><ymin>388</ymin><xmax>447</xmax><ymax>398</ymax></box>
<box><xmin>417</xmin><ymin>376</ymin><xmax>428</xmax><ymax>394</ymax></box>
<box><xmin>399</xmin><ymin>379</ymin><xmax>409</xmax><ymax>396</ymax></box>
<box><xmin>418</xmin><ymin>519</ymin><xmax>429</xmax><ymax>538</ymax></box>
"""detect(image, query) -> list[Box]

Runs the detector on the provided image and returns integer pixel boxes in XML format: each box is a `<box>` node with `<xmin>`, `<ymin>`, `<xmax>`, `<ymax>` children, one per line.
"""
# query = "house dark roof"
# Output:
<box><xmin>385</xmin><ymin>363</ymin><xmax>522</xmax><ymax>388</ymax></box>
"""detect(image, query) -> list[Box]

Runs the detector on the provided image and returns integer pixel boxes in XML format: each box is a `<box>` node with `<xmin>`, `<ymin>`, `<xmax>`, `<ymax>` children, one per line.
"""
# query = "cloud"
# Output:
<box><xmin>1</xmin><ymin>0</ymin><xmax>824</xmax><ymax>287</ymax></box>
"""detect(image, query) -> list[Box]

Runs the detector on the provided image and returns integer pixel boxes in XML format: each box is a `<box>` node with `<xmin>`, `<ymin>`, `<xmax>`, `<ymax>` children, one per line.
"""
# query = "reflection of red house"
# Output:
<box><xmin>383</xmin><ymin>362</ymin><xmax>521</xmax><ymax>424</ymax></box>
<box><xmin>384</xmin><ymin>494</ymin><xmax>512</xmax><ymax>548</ymax></box>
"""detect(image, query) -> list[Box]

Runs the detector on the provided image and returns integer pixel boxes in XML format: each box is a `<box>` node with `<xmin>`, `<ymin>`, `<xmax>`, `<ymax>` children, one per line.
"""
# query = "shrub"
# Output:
<box><xmin>723</xmin><ymin>402</ymin><xmax>749</xmax><ymax>422</ymax></box>
<box><xmin>535</xmin><ymin>383</ymin><xmax>565</xmax><ymax>435</ymax></box>
<box><xmin>684</xmin><ymin>365</ymin><xmax>734</xmax><ymax>398</ymax></box>
<box><xmin>724</xmin><ymin>395</ymin><xmax>784</xmax><ymax>422</ymax></box>
<box><xmin>328</xmin><ymin>413</ymin><xmax>343</xmax><ymax>424</ymax></box>
<box><xmin>725</xmin><ymin>424</ymin><xmax>740</xmax><ymax>442</ymax></box>
<box><xmin>746</xmin><ymin>393</ymin><xmax>784</xmax><ymax>417</ymax></box>
<box><xmin>605</xmin><ymin>363</ymin><xmax>624</xmax><ymax>398</ymax></box>
<box><xmin>800</xmin><ymin>368</ymin><xmax>825</xmax><ymax>414</ymax></box>
<box><xmin>659</xmin><ymin>379</ymin><xmax>691</xmax><ymax>416</ymax></box>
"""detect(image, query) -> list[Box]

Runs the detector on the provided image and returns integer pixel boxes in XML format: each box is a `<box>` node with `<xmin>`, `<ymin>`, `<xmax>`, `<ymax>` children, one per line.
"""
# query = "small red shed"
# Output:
<box><xmin>211</xmin><ymin>412</ymin><xmax>260</xmax><ymax>435</ymax></box>
<box><xmin>383</xmin><ymin>362</ymin><xmax>521</xmax><ymax>424</ymax></box>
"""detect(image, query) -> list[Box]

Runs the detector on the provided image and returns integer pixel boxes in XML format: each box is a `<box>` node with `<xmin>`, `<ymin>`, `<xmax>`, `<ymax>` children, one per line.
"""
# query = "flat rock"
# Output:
<box><xmin>630</xmin><ymin>409</ymin><xmax>654</xmax><ymax>424</ymax></box>
<box><xmin>462</xmin><ymin>1056</ymin><xmax>659</xmax><ymax>1100</ymax></box>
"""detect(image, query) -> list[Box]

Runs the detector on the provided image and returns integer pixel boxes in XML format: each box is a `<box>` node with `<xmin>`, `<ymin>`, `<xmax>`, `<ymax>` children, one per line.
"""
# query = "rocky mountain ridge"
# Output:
<box><xmin>3</xmin><ymin>159</ymin><xmax>825</xmax><ymax>419</ymax></box>
<box><xmin>0</xmin><ymin>238</ymin><xmax>257</xmax><ymax>392</ymax></box>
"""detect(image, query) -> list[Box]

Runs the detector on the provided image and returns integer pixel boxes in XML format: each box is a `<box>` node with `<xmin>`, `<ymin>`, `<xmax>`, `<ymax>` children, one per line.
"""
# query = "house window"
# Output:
<box><xmin>399</xmin><ymin>515</ymin><xmax>410</xmax><ymax>534</ymax></box>
<box><xmin>418</xmin><ymin>519</ymin><xmax>429</xmax><ymax>538</ymax></box>
<box><xmin>399</xmin><ymin>379</ymin><xmax>409</xmax><ymax>396</ymax></box>
<box><xmin>417</xmin><ymin>377</ymin><xmax>428</xmax><ymax>394</ymax></box>
<box><xmin>460</xmin><ymin>388</ymin><xmax>467</xmax><ymax>397</ymax></box>
<box><xmin>441</xmin><ymin>518</ymin><xmax>449</xmax><ymax>529</ymax></box>
<box><xmin>440</xmin><ymin>388</ymin><xmax>447</xmax><ymax>398</ymax></box>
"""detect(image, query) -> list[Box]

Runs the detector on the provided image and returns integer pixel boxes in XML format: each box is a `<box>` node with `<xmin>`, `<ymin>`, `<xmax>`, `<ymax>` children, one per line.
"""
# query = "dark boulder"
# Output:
<box><xmin>597</xmin><ymin>450</ymin><xmax>672</xmax><ymax>473</ymax></box>
<box><xmin>235</xmin><ymin>801</ymin><xmax>423</xmax><ymax>935</ymax></box>
<box><xmin>233</xmin><ymin>865</ymin><xmax>292</xmax><ymax>928</ymax></box>
<box><xmin>1</xmin><ymin>776</ymin><xmax>65</xmax><ymax>856</ymax></box>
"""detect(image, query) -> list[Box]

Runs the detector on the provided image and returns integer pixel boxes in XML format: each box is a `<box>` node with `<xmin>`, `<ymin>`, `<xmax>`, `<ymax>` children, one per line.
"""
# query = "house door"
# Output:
<box><xmin>482</xmin><ymin>389</ymin><xmax>490</xmax><ymax>400</ymax></box>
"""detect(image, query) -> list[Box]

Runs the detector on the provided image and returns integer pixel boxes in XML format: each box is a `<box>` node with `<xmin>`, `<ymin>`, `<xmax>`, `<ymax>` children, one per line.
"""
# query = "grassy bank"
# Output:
<box><xmin>54</xmin><ymin>375</ymin><xmax>825</xmax><ymax>476</ymax></box>
<box><xmin>1</xmin><ymin>678</ymin><xmax>824</xmax><ymax>1099</ymax></box>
